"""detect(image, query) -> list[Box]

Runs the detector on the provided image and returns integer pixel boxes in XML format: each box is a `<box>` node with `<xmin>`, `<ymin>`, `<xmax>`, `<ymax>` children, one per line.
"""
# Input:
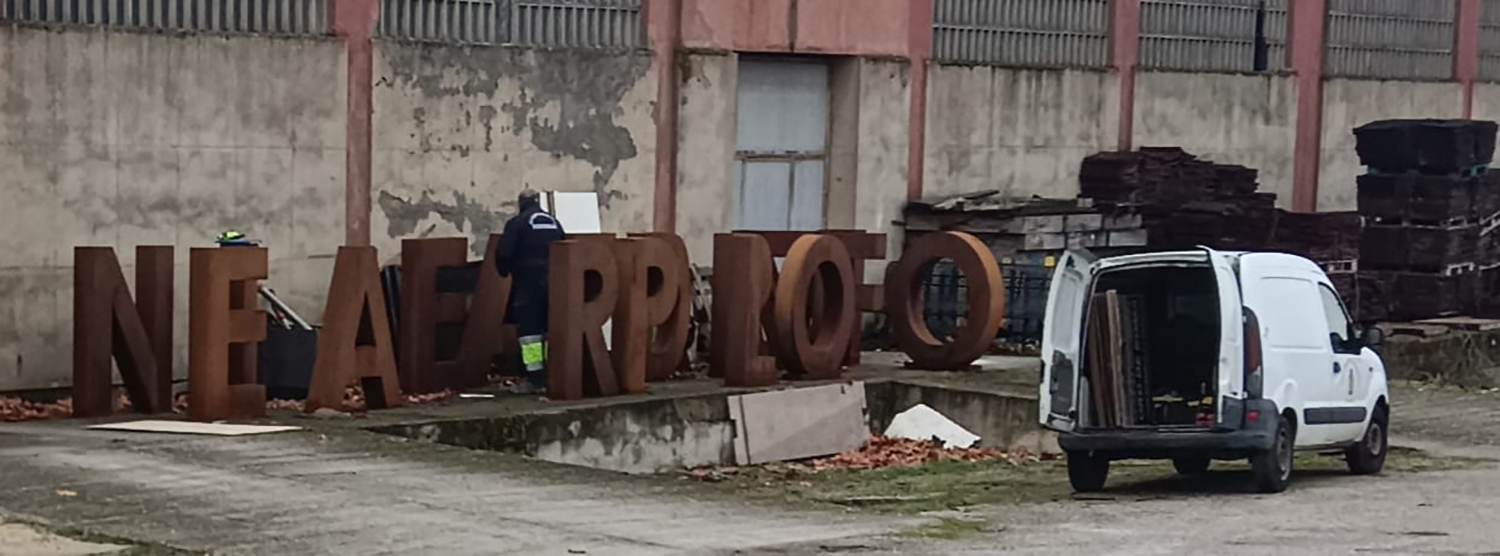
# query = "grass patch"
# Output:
<box><xmin>899</xmin><ymin>518</ymin><xmax>987</xmax><ymax>540</ymax></box>
<box><xmin>704</xmin><ymin>447</ymin><xmax>1480</xmax><ymax>516</ymax></box>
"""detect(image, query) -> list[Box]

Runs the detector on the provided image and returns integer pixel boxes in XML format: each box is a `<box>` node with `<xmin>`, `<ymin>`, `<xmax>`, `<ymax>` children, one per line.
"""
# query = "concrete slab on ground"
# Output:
<box><xmin>729</xmin><ymin>382</ymin><xmax>868</xmax><ymax>465</ymax></box>
<box><xmin>0</xmin><ymin>521</ymin><xmax>125</xmax><ymax>556</ymax></box>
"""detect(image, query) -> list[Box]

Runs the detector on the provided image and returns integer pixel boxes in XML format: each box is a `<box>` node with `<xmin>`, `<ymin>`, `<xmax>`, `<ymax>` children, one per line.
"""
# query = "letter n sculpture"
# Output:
<box><xmin>188</xmin><ymin>247</ymin><xmax>268</xmax><ymax>421</ymax></box>
<box><xmin>306</xmin><ymin>247</ymin><xmax>404</xmax><ymax>412</ymax></box>
<box><xmin>72</xmin><ymin>246</ymin><xmax>174</xmax><ymax>417</ymax></box>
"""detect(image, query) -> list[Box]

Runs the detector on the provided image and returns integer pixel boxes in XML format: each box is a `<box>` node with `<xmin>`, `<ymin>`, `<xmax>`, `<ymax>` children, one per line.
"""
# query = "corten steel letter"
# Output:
<box><xmin>736</xmin><ymin>230</ymin><xmax>887</xmax><ymax>367</ymax></box>
<box><xmin>72</xmin><ymin>246</ymin><xmax>174</xmax><ymax>417</ymax></box>
<box><xmin>712</xmin><ymin>234</ymin><xmax>778</xmax><ymax>387</ymax></box>
<box><xmin>629</xmin><ymin>232</ymin><xmax>692</xmax><ymax>381</ymax></box>
<box><xmin>549</xmin><ymin>240</ymin><xmax>621</xmax><ymax>400</ymax></box>
<box><xmin>774</xmin><ymin>235</ymin><xmax>858</xmax><ymax>380</ymax></box>
<box><xmin>885</xmin><ymin>232</ymin><xmax>1005</xmax><ymax>370</ymax></box>
<box><xmin>188</xmin><ymin>247</ymin><xmax>269</xmax><ymax>422</ymax></box>
<box><xmin>611</xmin><ymin>238</ymin><xmax>649</xmax><ymax>393</ymax></box>
<box><xmin>306</xmin><ymin>247</ymin><xmax>405</xmax><ymax>412</ymax></box>
<box><xmin>399</xmin><ymin>238</ymin><xmax>469</xmax><ymax>394</ymax></box>
<box><xmin>455</xmin><ymin>234</ymin><xmax>513</xmax><ymax>388</ymax></box>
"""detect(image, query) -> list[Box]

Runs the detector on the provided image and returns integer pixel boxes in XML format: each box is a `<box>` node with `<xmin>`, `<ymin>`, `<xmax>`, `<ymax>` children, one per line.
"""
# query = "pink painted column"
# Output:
<box><xmin>1457</xmin><ymin>0</ymin><xmax>1481</xmax><ymax>119</ymax></box>
<box><xmin>1108</xmin><ymin>0</ymin><xmax>1141</xmax><ymax>151</ymax></box>
<box><xmin>1289</xmin><ymin>0</ymin><xmax>1327</xmax><ymax>213</ymax></box>
<box><xmin>648</xmin><ymin>0</ymin><xmax>683</xmax><ymax>232</ymax></box>
<box><xmin>332</xmin><ymin>0</ymin><xmax>378</xmax><ymax>246</ymax></box>
<box><xmin>906</xmin><ymin>0</ymin><xmax>933</xmax><ymax>201</ymax></box>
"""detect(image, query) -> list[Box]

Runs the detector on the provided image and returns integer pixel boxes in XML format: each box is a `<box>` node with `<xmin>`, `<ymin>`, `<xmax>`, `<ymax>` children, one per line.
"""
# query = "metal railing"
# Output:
<box><xmin>1325</xmin><ymin>0</ymin><xmax>1455</xmax><ymax>80</ymax></box>
<box><xmin>932</xmin><ymin>0</ymin><xmax>1110</xmax><ymax>68</ymax></box>
<box><xmin>1140</xmin><ymin>0</ymin><xmax>1287</xmax><ymax>73</ymax></box>
<box><xmin>377</xmin><ymin>0</ymin><xmax>641</xmax><ymax>48</ymax></box>
<box><xmin>2</xmin><ymin>0</ymin><xmax>328</xmax><ymax>34</ymax></box>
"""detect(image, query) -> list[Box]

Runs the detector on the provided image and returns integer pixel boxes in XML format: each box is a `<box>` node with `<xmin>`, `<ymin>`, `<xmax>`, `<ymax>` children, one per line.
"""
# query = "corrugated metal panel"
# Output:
<box><xmin>1479</xmin><ymin>0</ymin><xmax>1500</xmax><ymax>81</ymax></box>
<box><xmin>932</xmin><ymin>0</ymin><xmax>1110</xmax><ymax>68</ymax></box>
<box><xmin>1140</xmin><ymin>0</ymin><xmax>1287</xmax><ymax>73</ymax></box>
<box><xmin>1325</xmin><ymin>0</ymin><xmax>1455</xmax><ymax>80</ymax></box>
<box><xmin>1</xmin><ymin>0</ymin><xmax>327</xmax><ymax>33</ymax></box>
<box><xmin>375</xmin><ymin>0</ymin><xmax>639</xmax><ymax>47</ymax></box>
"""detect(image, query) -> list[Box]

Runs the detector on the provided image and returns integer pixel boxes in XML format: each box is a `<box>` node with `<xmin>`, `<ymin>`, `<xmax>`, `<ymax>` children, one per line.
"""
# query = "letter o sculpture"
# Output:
<box><xmin>885</xmin><ymin>232</ymin><xmax>1005</xmax><ymax>370</ymax></box>
<box><xmin>774</xmin><ymin>235</ymin><xmax>857</xmax><ymax>380</ymax></box>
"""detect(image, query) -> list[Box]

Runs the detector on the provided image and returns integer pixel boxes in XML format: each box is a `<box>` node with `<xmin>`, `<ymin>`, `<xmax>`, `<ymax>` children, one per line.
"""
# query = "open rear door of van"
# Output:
<box><xmin>1205</xmin><ymin>248</ymin><xmax>1246</xmax><ymax>427</ymax></box>
<box><xmin>1041</xmin><ymin>250</ymin><xmax>1096</xmax><ymax>432</ymax></box>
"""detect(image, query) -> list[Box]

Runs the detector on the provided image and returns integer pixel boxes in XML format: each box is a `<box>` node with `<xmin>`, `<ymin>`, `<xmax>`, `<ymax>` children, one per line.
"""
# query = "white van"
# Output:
<box><xmin>1040</xmin><ymin>249</ymin><xmax>1390</xmax><ymax>493</ymax></box>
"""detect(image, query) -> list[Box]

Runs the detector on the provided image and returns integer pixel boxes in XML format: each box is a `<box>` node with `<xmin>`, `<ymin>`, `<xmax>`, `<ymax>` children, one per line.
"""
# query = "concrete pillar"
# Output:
<box><xmin>331</xmin><ymin>0</ymin><xmax>378</xmax><ymax>246</ymax></box>
<box><xmin>1457</xmin><ymin>0</ymin><xmax>1481</xmax><ymax>119</ymax></box>
<box><xmin>906</xmin><ymin>0</ymin><xmax>933</xmax><ymax>201</ymax></box>
<box><xmin>649</xmin><ymin>0</ymin><xmax>683</xmax><ymax>232</ymax></box>
<box><xmin>1108</xmin><ymin>0</ymin><xmax>1141</xmax><ymax>151</ymax></box>
<box><xmin>1289</xmin><ymin>0</ymin><xmax>1327</xmax><ymax>213</ymax></box>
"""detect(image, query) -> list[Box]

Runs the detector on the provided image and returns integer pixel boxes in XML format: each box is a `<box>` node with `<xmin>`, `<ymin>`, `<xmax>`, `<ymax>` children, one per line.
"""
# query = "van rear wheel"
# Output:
<box><xmin>1250</xmin><ymin>416</ymin><xmax>1294</xmax><ymax>493</ymax></box>
<box><xmin>1346</xmin><ymin>406</ymin><xmax>1388</xmax><ymax>475</ymax></box>
<box><xmin>1067</xmin><ymin>451</ymin><xmax>1110</xmax><ymax>493</ymax></box>
<box><xmin>1172</xmin><ymin>456</ymin><xmax>1211</xmax><ymax>475</ymax></box>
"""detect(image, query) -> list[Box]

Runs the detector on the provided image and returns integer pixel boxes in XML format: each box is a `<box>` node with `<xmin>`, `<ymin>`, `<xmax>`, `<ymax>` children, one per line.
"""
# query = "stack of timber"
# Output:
<box><xmin>1353</xmin><ymin>119</ymin><xmax>1500</xmax><ymax>321</ymax></box>
<box><xmin>1084</xmin><ymin>291</ymin><xmax>1148</xmax><ymax>428</ymax></box>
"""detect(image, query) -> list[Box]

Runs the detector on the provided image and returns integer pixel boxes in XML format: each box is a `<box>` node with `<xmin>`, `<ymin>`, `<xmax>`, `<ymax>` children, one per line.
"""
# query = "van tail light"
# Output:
<box><xmin>1246</xmin><ymin>410</ymin><xmax>1260</xmax><ymax>424</ymax></box>
<box><xmin>1243</xmin><ymin>307</ymin><xmax>1264</xmax><ymax>400</ymax></box>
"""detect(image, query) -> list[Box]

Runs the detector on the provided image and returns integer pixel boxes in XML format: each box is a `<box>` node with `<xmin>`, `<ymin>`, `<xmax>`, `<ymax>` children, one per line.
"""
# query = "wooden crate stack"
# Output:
<box><xmin>1353</xmin><ymin>119</ymin><xmax>1500</xmax><ymax>321</ymax></box>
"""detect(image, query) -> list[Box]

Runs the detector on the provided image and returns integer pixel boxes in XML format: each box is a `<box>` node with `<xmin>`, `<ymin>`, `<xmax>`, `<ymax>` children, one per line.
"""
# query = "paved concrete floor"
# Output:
<box><xmin>0</xmin><ymin>422</ymin><xmax>909</xmax><ymax>555</ymax></box>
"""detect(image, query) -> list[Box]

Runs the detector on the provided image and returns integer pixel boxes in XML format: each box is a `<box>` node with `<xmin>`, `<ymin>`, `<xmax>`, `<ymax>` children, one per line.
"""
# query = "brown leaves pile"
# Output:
<box><xmin>686</xmin><ymin>436</ymin><xmax>1051</xmax><ymax>481</ymax></box>
<box><xmin>1</xmin><ymin>396</ymin><xmax>74</xmax><ymax>422</ymax></box>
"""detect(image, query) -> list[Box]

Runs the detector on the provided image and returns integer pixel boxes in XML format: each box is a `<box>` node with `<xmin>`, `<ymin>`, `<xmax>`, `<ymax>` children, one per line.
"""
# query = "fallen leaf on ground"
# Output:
<box><xmin>56</xmin><ymin>490</ymin><xmax>77</xmax><ymax>497</ymax></box>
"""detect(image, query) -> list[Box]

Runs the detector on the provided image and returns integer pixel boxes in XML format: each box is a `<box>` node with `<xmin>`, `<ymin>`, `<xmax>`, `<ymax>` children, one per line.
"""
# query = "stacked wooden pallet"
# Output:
<box><xmin>1353</xmin><ymin>120</ymin><xmax>1500</xmax><ymax>321</ymax></box>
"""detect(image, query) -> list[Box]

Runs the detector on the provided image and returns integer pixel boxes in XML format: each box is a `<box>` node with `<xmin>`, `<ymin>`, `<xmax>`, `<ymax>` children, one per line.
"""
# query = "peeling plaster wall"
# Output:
<box><xmin>854</xmin><ymin>58</ymin><xmax>911</xmax><ymax>271</ymax></box>
<box><xmin>923</xmin><ymin>66</ymin><xmax>1118</xmax><ymax>202</ymax></box>
<box><xmin>1318</xmin><ymin>79</ymin><xmax>1463</xmax><ymax>211</ymax></box>
<box><xmin>371</xmin><ymin>42</ymin><xmax>657</xmax><ymax>260</ymax></box>
<box><xmin>1133</xmin><ymin>71</ymin><xmax>1297</xmax><ymax>207</ymax></box>
<box><xmin>0</xmin><ymin>27</ymin><xmax>347</xmax><ymax>391</ymax></box>
<box><xmin>674</xmin><ymin>53</ymin><xmax>737</xmax><ymax>266</ymax></box>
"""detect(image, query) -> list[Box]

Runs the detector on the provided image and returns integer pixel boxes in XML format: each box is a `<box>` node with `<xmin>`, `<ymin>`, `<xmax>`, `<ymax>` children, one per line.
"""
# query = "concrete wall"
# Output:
<box><xmin>1133</xmin><ymin>71</ymin><xmax>1298</xmax><ymax>207</ymax></box>
<box><xmin>370</xmin><ymin>42</ymin><xmax>658</xmax><ymax>261</ymax></box>
<box><xmin>853</xmin><ymin>58</ymin><xmax>912</xmax><ymax>268</ymax></box>
<box><xmin>0</xmin><ymin>27</ymin><xmax>347</xmax><ymax>391</ymax></box>
<box><xmin>674</xmin><ymin>53</ymin><xmax>738</xmax><ymax>265</ymax></box>
<box><xmin>681</xmin><ymin>0</ymin><xmax>911</xmax><ymax>56</ymax></box>
<box><xmin>923</xmin><ymin>66</ymin><xmax>1118</xmax><ymax>202</ymax></box>
<box><xmin>1318</xmin><ymin>79</ymin><xmax>1465</xmax><ymax>211</ymax></box>
<box><xmin>1466</xmin><ymin>83</ymin><xmax>1500</xmax><ymax>139</ymax></box>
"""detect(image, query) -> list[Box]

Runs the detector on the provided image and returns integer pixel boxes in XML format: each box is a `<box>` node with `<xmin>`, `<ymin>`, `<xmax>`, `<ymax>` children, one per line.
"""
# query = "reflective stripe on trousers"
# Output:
<box><xmin>520</xmin><ymin>334</ymin><xmax>546</xmax><ymax>372</ymax></box>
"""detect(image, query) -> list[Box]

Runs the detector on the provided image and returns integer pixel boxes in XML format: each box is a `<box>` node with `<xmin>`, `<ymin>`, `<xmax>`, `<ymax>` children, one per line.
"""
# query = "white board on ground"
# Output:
<box><xmin>884</xmin><ymin>404</ymin><xmax>981</xmax><ymax>449</ymax></box>
<box><xmin>87</xmin><ymin>420</ymin><xmax>302</xmax><ymax>436</ymax></box>
<box><xmin>728</xmin><ymin>382</ymin><xmax>868</xmax><ymax>465</ymax></box>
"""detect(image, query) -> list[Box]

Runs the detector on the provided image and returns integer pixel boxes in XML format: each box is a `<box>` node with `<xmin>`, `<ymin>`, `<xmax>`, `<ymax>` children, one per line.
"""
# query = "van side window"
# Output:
<box><xmin>1318</xmin><ymin>285</ymin><xmax>1354</xmax><ymax>350</ymax></box>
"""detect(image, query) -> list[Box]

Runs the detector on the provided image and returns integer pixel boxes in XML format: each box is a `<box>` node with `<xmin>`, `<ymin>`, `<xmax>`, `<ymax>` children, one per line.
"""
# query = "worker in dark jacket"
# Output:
<box><xmin>495</xmin><ymin>188</ymin><xmax>567</xmax><ymax>395</ymax></box>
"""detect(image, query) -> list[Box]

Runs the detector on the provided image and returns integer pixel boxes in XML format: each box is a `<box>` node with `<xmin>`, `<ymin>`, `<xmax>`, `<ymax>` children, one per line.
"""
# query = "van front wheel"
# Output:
<box><xmin>1067</xmin><ymin>451</ymin><xmax>1110</xmax><ymax>493</ymax></box>
<box><xmin>1250</xmin><ymin>416</ymin><xmax>1294</xmax><ymax>493</ymax></box>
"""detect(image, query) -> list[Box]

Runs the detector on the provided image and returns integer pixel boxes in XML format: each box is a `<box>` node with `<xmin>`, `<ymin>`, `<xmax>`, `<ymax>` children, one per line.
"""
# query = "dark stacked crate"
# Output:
<box><xmin>1353</xmin><ymin>119</ymin><xmax>1500</xmax><ymax>321</ymax></box>
<box><xmin>1080</xmin><ymin>148</ymin><xmax>1277</xmax><ymax>251</ymax></box>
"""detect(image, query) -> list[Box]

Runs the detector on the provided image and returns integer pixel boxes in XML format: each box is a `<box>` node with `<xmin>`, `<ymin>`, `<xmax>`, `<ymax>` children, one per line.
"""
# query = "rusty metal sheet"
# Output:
<box><xmin>399</xmin><ymin>238</ymin><xmax>468</xmax><ymax>395</ymax></box>
<box><xmin>885</xmin><ymin>232</ymin><xmax>1005</xmax><ymax>371</ymax></box>
<box><xmin>455</xmin><ymin>234</ymin><xmax>513</xmax><ymax>389</ymax></box>
<box><xmin>72</xmin><ymin>246</ymin><xmax>173</xmax><ymax>418</ymax></box>
<box><xmin>549</xmin><ymin>239</ymin><xmax>620</xmax><ymax>400</ymax></box>
<box><xmin>188</xmin><ymin>247</ymin><xmax>268</xmax><ymax>422</ymax></box>
<box><xmin>774</xmin><ymin>235</ymin><xmax>857</xmax><ymax>380</ymax></box>
<box><xmin>629</xmin><ymin>233</ymin><xmax>692</xmax><ymax>381</ymax></box>
<box><xmin>306</xmin><ymin>246</ymin><xmax>405</xmax><ymax>412</ymax></box>
<box><xmin>611</xmin><ymin>238</ymin><xmax>649</xmax><ymax>394</ymax></box>
<box><xmin>712</xmin><ymin>234</ymin><xmax>779</xmax><ymax>387</ymax></box>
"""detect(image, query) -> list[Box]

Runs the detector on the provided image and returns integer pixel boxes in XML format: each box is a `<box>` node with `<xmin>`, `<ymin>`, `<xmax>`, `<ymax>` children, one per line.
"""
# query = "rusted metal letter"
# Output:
<box><xmin>188</xmin><ymin>247</ymin><xmax>268</xmax><ymax>422</ymax></box>
<box><xmin>736</xmin><ymin>230</ymin><xmax>887</xmax><ymax>367</ymax></box>
<box><xmin>774</xmin><ymin>235</ymin><xmax>857</xmax><ymax>380</ymax></box>
<box><xmin>399</xmin><ymin>238</ymin><xmax>469</xmax><ymax>394</ymax></box>
<box><xmin>455</xmin><ymin>234</ymin><xmax>513</xmax><ymax>388</ymax></box>
<box><xmin>548</xmin><ymin>240</ymin><xmax>620</xmax><ymax>400</ymax></box>
<box><xmin>72</xmin><ymin>246</ymin><xmax>174</xmax><ymax>417</ymax></box>
<box><xmin>712</xmin><ymin>234</ymin><xmax>779</xmax><ymax>387</ymax></box>
<box><xmin>628</xmin><ymin>233</ymin><xmax>692</xmax><ymax>381</ymax></box>
<box><xmin>885</xmin><ymin>232</ymin><xmax>1005</xmax><ymax>370</ymax></box>
<box><xmin>306</xmin><ymin>247</ymin><xmax>405</xmax><ymax>412</ymax></box>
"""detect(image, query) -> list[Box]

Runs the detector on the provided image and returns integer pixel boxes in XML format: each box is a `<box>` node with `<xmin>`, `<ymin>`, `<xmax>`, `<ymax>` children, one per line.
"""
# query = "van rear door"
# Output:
<box><xmin>1041</xmin><ymin>250</ymin><xmax>1096</xmax><ymax>431</ymax></box>
<box><xmin>1207</xmin><ymin>249</ymin><xmax>1246</xmax><ymax>427</ymax></box>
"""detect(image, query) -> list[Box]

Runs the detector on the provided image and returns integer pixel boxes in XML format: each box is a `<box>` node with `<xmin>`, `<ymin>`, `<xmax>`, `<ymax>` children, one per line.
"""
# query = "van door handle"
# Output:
<box><xmin>1333</xmin><ymin>362</ymin><xmax>1342</xmax><ymax>374</ymax></box>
